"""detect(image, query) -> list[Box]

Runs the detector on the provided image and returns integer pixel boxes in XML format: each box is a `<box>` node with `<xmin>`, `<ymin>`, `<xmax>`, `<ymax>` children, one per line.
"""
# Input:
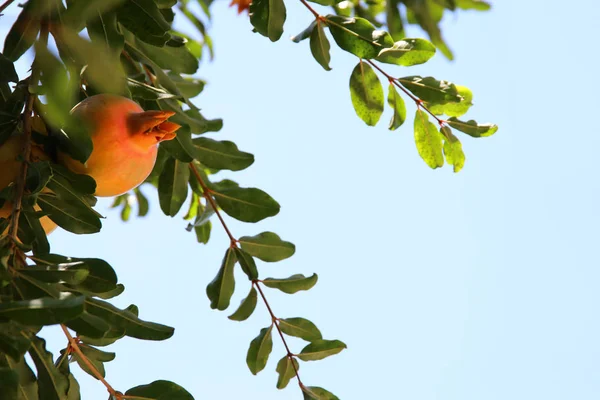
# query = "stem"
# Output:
<box><xmin>188</xmin><ymin>162</ymin><xmax>303</xmax><ymax>386</ymax></box>
<box><xmin>7</xmin><ymin>22</ymin><xmax>48</xmax><ymax>242</ymax></box>
<box><xmin>366</xmin><ymin>59</ymin><xmax>445</xmax><ymax>125</ymax></box>
<box><xmin>0</xmin><ymin>0</ymin><xmax>15</xmax><ymax>13</ymax></box>
<box><xmin>188</xmin><ymin>163</ymin><xmax>236</xmax><ymax>247</ymax></box>
<box><xmin>254</xmin><ymin>280</ymin><xmax>303</xmax><ymax>386</ymax></box>
<box><xmin>60</xmin><ymin>325</ymin><xmax>119</xmax><ymax>398</ymax></box>
<box><xmin>299</xmin><ymin>0</ymin><xmax>320</xmax><ymax>19</ymax></box>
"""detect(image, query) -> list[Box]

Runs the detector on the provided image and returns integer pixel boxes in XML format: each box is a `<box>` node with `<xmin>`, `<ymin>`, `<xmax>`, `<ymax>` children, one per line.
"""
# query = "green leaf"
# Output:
<box><xmin>125</xmin><ymin>380</ymin><xmax>194</xmax><ymax>400</ymax></box>
<box><xmin>128</xmin><ymin>78</ymin><xmax>177</xmax><ymax>100</ymax></box>
<box><xmin>441</xmin><ymin>126</ymin><xmax>465</xmax><ymax>172</ymax></box>
<box><xmin>275</xmin><ymin>355</ymin><xmax>299</xmax><ymax>389</ymax></box>
<box><xmin>65</xmin><ymin>312</ymin><xmax>111</xmax><ymax>339</ymax></box>
<box><xmin>134</xmin><ymin>187</ymin><xmax>149</xmax><ymax>217</ymax></box>
<box><xmin>72</xmin><ymin>351</ymin><xmax>105</xmax><ymax>380</ymax></box>
<box><xmin>2</xmin><ymin>0</ymin><xmax>41</xmax><ymax>61</ymax></box>
<box><xmin>28</xmin><ymin>336</ymin><xmax>69</xmax><ymax>400</ymax></box>
<box><xmin>38</xmin><ymin>192</ymin><xmax>101</xmax><ymax>235</ymax></box>
<box><xmin>297</xmin><ymin>339</ymin><xmax>347</xmax><ymax>361</ymax></box>
<box><xmin>238</xmin><ymin>232</ymin><xmax>295</xmax><ymax>262</ymax></box>
<box><xmin>62</xmin><ymin>0</ymin><xmax>126</xmax><ymax>31</ymax></box>
<box><xmin>447</xmin><ymin>117</ymin><xmax>498</xmax><ymax>137</ymax></box>
<box><xmin>302</xmin><ymin>386</ymin><xmax>340</xmax><ymax>400</ymax></box>
<box><xmin>246</xmin><ymin>325</ymin><xmax>273</xmax><ymax>375</ymax></box>
<box><xmin>0</xmin><ymin>323</ymin><xmax>31</xmax><ymax>360</ymax></box>
<box><xmin>206</xmin><ymin>248</ymin><xmax>236</xmax><ymax>311</ymax></box>
<box><xmin>0</xmin><ymin>53</ymin><xmax>18</xmax><ymax>83</ymax></box>
<box><xmin>414</xmin><ymin>109</ymin><xmax>444</xmax><ymax>169</ymax></box>
<box><xmin>80</xmin><ymin>325</ymin><xmax>125</xmax><ymax>347</ymax></box>
<box><xmin>349</xmin><ymin>61</ymin><xmax>384</xmax><ymax>126</ymax></box>
<box><xmin>0</xmin><ymin>367</ymin><xmax>18</xmax><ymax>399</ymax></box>
<box><xmin>376</xmin><ymin>38</ymin><xmax>436</xmax><ymax>66</ymax></box>
<box><xmin>166</xmin><ymin>73</ymin><xmax>205</xmax><ymax>99</ymax></box>
<box><xmin>326</xmin><ymin>15</ymin><xmax>393</xmax><ymax>59</ymax></box>
<box><xmin>291</xmin><ymin>20</ymin><xmax>316</xmax><ymax>43</ymax></box>
<box><xmin>3</xmin><ymin>356</ymin><xmax>38</xmax><ymax>399</ymax></box>
<box><xmin>455</xmin><ymin>0</ymin><xmax>492</xmax><ymax>11</ymax></box>
<box><xmin>18</xmin><ymin>266</ymin><xmax>89</xmax><ymax>285</ymax></box>
<box><xmin>249</xmin><ymin>0</ymin><xmax>286</xmax><ymax>42</ymax></box>
<box><xmin>398</xmin><ymin>76</ymin><xmax>461</xmax><ymax>105</ymax></box>
<box><xmin>233</xmin><ymin>247</ymin><xmax>259</xmax><ymax>280</ymax></box>
<box><xmin>87</xmin><ymin>10</ymin><xmax>124</xmax><ymax>59</ymax></box>
<box><xmin>262</xmin><ymin>273</ymin><xmax>318</xmax><ymax>294</ymax></box>
<box><xmin>212</xmin><ymin>186</ymin><xmax>280</xmax><ymax>223</ymax></box>
<box><xmin>192</xmin><ymin>137</ymin><xmax>254</xmax><ymax>171</ymax></box>
<box><xmin>133</xmin><ymin>37</ymin><xmax>198</xmax><ymax>74</ymax></box>
<box><xmin>33</xmin><ymin>255</ymin><xmax>118</xmax><ymax>294</ymax></box>
<box><xmin>387</xmin><ymin>83</ymin><xmax>406</xmax><ymax>131</ymax></box>
<box><xmin>161</xmin><ymin>125</ymin><xmax>195</xmax><ymax>162</ymax></box>
<box><xmin>158</xmin><ymin>157</ymin><xmax>190</xmax><ymax>217</ymax></box>
<box><xmin>278</xmin><ymin>317</ymin><xmax>322</xmax><ymax>342</ymax></box>
<box><xmin>310</xmin><ymin>22</ymin><xmax>331</xmax><ymax>71</ymax></box>
<box><xmin>79</xmin><ymin>344</ymin><xmax>115</xmax><ymax>362</ymax></box>
<box><xmin>427</xmin><ymin>85</ymin><xmax>473</xmax><ymax>117</ymax></box>
<box><xmin>117</xmin><ymin>0</ymin><xmax>171</xmax><ymax>46</ymax></box>
<box><xmin>228</xmin><ymin>287</ymin><xmax>258</xmax><ymax>321</ymax></box>
<box><xmin>85</xmin><ymin>298</ymin><xmax>174</xmax><ymax>341</ymax></box>
<box><xmin>0</xmin><ymin>295</ymin><xmax>85</xmax><ymax>326</ymax></box>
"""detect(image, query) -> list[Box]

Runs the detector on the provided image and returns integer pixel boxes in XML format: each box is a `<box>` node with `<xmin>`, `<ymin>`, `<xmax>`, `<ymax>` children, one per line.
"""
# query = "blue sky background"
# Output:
<box><xmin>2</xmin><ymin>0</ymin><xmax>600</xmax><ymax>399</ymax></box>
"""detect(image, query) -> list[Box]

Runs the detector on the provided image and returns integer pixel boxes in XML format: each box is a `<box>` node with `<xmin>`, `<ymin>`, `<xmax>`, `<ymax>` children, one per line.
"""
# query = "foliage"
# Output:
<box><xmin>0</xmin><ymin>0</ymin><xmax>496</xmax><ymax>398</ymax></box>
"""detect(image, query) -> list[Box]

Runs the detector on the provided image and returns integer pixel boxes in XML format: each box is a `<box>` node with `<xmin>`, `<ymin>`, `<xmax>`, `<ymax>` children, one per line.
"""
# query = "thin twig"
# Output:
<box><xmin>299</xmin><ymin>0</ymin><xmax>320</xmax><ymax>19</ymax></box>
<box><xmin>254</xmin><ymin>280</ymin><xmax>303</xmax><ymax>386</ymax></box>
<box><xmin>188</xmin><ymin>162</ymin><xmax>303</xmax><ymax>387</ymax></box>
<box><xmin>189</xmin><ymin>163</ymin><xmax>236</xmax><ymax>246</ymax></box>
<box><xmin>0</xmin><ymin>0</ymin><xmax>15</xmax><ymax>14</ymax></box>
<box><xmin>7</xmin><ymin>22</ymin><xmax>48</xmax><ymax>241</ymax></box>
<box><xmin>60</xmin><ymin>325</ymin><xmax>120</xmax><ymax>398</ymax></box>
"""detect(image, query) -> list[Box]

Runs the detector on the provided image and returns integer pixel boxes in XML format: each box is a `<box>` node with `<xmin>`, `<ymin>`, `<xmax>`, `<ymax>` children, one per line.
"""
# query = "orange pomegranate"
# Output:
<box><xmin>230</xmin><ymin>0</ymin><xmax>252</xmax><ymax>14</ymax></box>
<box><xmin>60</xmin><ymin>94</ymin><xmax>179</xmax><ymax>197</ymax></box>
<box><xmin>0</xmin><ymin>134</ymin><xmax>57</xmax><ymax>235</ymax></box>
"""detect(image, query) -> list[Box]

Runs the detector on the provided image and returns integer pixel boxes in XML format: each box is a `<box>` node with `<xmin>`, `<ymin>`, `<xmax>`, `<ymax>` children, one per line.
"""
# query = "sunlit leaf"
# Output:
<box><xmin>246</xmin><ymin>325</ymin><xmax>273</xmax><ymax>375</ymax></box>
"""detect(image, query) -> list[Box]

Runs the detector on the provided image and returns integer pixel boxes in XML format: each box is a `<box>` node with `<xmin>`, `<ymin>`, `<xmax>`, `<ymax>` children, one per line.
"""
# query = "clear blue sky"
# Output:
<box><xmin>2</xmin><ymin>0</ymin><xmax>600</xmax><ymax>399</ymax></box>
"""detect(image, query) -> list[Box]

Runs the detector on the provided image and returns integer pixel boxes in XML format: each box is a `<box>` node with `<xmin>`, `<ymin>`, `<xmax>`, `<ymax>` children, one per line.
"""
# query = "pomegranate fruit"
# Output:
<box><xmin>60</xmin><ymin>94</ymin><xmax>179</xmax><ymax>197</ymax></box>
<box><xmin>0</xmin><ymin>134</ymin><xmax>57</xmax><ymax>235</ymax></box>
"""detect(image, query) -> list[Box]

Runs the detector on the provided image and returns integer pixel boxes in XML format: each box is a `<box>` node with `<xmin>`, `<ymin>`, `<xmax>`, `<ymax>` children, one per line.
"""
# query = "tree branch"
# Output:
<box><xmin>0</xmin><ymin>0</ymin><xmax>15</xmax><ymax>14</ymax></box>
<box><xmin>7</xmin><ymin>22</ymin><xmax>48</xmax><ymax>242</ymax></box>
<box><xmin>189</xmin><ymin>162</ymin><xmax>303</xmax><ymax>387</ymax></box>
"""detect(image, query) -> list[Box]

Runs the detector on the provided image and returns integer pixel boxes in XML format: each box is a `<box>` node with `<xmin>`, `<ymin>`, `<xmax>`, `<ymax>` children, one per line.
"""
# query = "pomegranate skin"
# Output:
<box><xmin>60</xmin><ymin>94</ymin><xmax>179</xmax><ymax>197</ymax></box>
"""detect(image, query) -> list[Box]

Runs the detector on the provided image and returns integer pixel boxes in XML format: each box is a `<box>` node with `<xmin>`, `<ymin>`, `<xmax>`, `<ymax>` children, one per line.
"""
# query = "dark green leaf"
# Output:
<box><xmin>249</xmin><ymin>0</ymin><xmax>286</xmax><ymax>42</ymax></box>
<box><xmin>85</xmin><ymin>298</ymin><xmax>174</xmax><ymax>341</ymax></box>
<box><xmin>302</xmin><ymin>386</ymin><xmax>340</xmax><ymax>400</ymax></box>
<box><xmin>398</xmin><ymin>76</ymin><xmax>461</xmax><ymax>105</ymax></box>
<box><xmin>79</xmin><ymin>344</ymin><xmax>115</xmax><ymax>362</ymax></box>
<box><xmin>275</xmin><ymin>355</ymin><xmax>299</xmax><ymax>389</ymax></box>
<box><xmin>291</xmin><ymin>20</ymin><xmax>316</xmax><ymax>43</ymax></box>
<box><xmin>228</xmin><ymin>287</ymin><xmax>258</xmax><ymax>321</ymax></box>
<box><xmin>133</xmin><ymin>37</ymin><xmax>198</xmax><ymax>74</ymax></box>
<box><xmin>246</xmin><ymin>325</ymin><xmax>273</xmax><ymax>375</ymax></box>
<box><xmin>279</xmin><ymin>317</ymin><xmax>322</xmax><ymax>342</ymax></box>
<box><xmin>212</xmin><ymin>186</ymin><xmax>280</xmax><ymax>223</ymax></box>
<box><xmin>238</xmin><ymin>232</ymin><xmax>295</xmax><ymax>262</ymax></box>
<box><xmin>0</xmin><ymin>53</ymin><xmax>18</xmax><ymax>83</ymax></box>
<box><xmin>206</xmin><ymin>248</ymin><xmax>236</xmax><ymax>310</ymax></box>
<box><xmin>62</xmin><ymin>0</ymin><xmax>126</xmax><ymax>31</ymax></box>
<box><xmin>65</xmin><ymin>312</ymin><xmax>111</xmax><ymax>339</ymax></box>
<box><xmin>310</xmin><ymin>22</ymin><xmax>331</xmax><ymax>71</ymax></box>
<box><xmin>117</xmin><ymin>0</ymin><xmax>171</xmax><ymax>46</ymax></box>
<box><xmin>88</xmin><ymin>10</ymin><xmax>125</xmax><ymax>59</ymax></box>
<box><xmin>326</xmin><ymin>15</ymin><xmax>393</xmax><ymax>59</ymax></box>
<box><xmin>234</xmin><ymin>248</ymin><xmax>259</xmax><ymax>280</ymax></box>
<box><xmin>192</xmin><ymin>137</ymin><xmax>254</xmax><ymax>171</ymax></box>
<box><xmin>414</xmin><ymin>109</ymin><xmax>444</xmax><ymax>168</ymax></box>
<box><xmin>125</xmin><ymin>380</ymin><xmax>194</xmax><ymax>400</ymax></box>
<box><xmin>387</xmin><ymin>83</ymin><xmax>406</xmax><ymax>130</ymax></box>
<box><xmin>128</xmin><ymin>78</ymin><xmax>177</xmax><ymax>100</ymax></box>
<box><xmin>441</xmin><ymin>126</ymin><xmax>465</xmax><ymax>172</ymax></box>
<box><xmin>349</xmin><ymin>61</ymin><xmax>384</xmax><ymax>126</ymax></box>
<box><xmin>72</xmin><ymin>351</ymin><xmax>105</xmax><ymax>380</ymax></box>
<box><xmin>0</xmin><ymin>322</ymin><xmax>31</xmax><ymax>361</ymax></box>
<box><xmin>447</xmin><ymin>117</ymin><xmax>498</xmax><ymax>137</ymax></box>
<box><xmin>80</xmin><ymin>325</ymin><xmax>125</xmax><ymax>347</ymax></box>
<box><xmin>376</xmin><ymin>38</ymin><xmax>436</xmax><ymax>66</ymax></box>
<box><xmin>37</xmin><ymin>193</ymin><xmax>101</xmax><ymax>235</ymax></box>
<box><xmin>28</xmin><ymin>336</ymin><xmax>69</xmax><ymax>399</ymax></box>
<box><xmin>0</xmin><ymin>295</ymin><xmax>84</xmax><ymax>326</ymax></box>
<box><xmin>158</xmin><ymin>157</ymin><xmax>190</xmax><ymax>216</ymax></box>
<box><xmin>19</xmin><ymin>266</ymin><xmax>89</xmax><ymax>285</ymax></box>
<box><xmin>2</xmin><ymin>1</ymin><xmax>41</xmax><ymax>61</ymax></box>
<box><xmin>2</xmin><ymin>356</ymin><xmax>38</xmax><ymax>399</ymax></box>
<box><xmin>262</xmin><ymin>273</ymin><xmax>318</xmax><ymax>294</ymax></box>
<box><xmin>134</xmin><ymin>187</ymin><xmax>149</xmax><ymax>216</ymax></box>
<box><xmin>297</xmin><ymin>339</ymin><xmax>347</xmax><ymax>361</ymax></box>
<box><xmin>0</xmin><ymin>367</ymin><xmax>18</xmax><ymax>399</ymax></box>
